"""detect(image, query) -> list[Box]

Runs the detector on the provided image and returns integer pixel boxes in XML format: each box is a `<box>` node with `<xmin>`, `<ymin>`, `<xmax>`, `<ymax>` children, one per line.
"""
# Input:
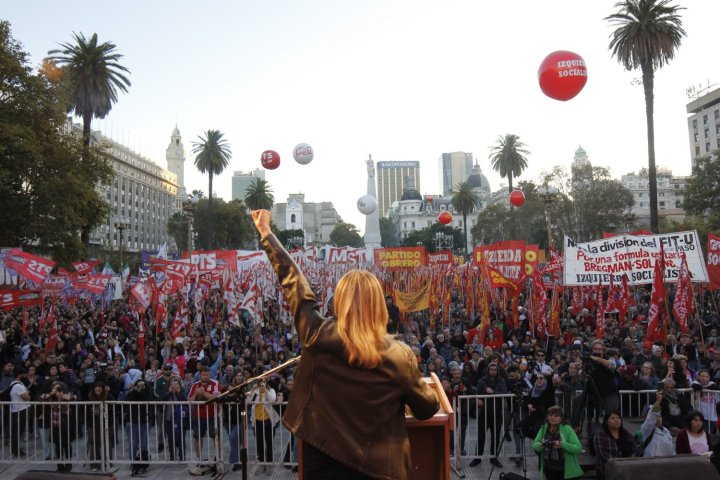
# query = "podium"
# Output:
<box><xmin>297</xmin><ymin>372</ymin><xmax>454</xmax><ymax>480</ymax></box>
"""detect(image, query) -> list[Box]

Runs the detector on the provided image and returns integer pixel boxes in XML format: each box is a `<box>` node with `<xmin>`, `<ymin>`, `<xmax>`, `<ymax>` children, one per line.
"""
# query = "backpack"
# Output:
<box><xmin>0</xmin><ymin>381</ymin><xmax>22</xmax><ymax>401</ymax></box>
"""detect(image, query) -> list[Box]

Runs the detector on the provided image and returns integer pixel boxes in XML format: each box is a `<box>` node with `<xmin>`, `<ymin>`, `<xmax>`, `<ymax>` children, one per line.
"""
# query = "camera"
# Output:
<box><xmin>580</xmin><ymin>351</ymin><xmax>596</xmax><ymax>374</ymax></box>
<box><xmin>541</xmin><ymin>438</ymin><xmax>556</xmax><ymax>449</ymax></box>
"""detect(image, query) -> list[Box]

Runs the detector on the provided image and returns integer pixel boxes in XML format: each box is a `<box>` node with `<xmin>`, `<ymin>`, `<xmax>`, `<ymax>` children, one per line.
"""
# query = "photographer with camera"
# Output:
<box><xmin>533</xmin><ymin>406</ymin><xmax>583</xmax><ymax>480</ymax></box>
<box><xmin>584</xmin><ymin>340</ymin><xmax>619</xmax><ymax>414</ymax></box>
<box><xmin>40</xmin><ymin>381</ymin><xmax>77</xmax><ymax>472</ymax></box>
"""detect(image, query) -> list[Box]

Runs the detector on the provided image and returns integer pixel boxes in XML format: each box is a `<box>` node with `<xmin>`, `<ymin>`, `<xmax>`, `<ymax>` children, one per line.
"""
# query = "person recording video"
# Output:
<box><xmin>585</xmin><ymin>340</ymin><xmax>619</xmax><ymax>414</ymax></box>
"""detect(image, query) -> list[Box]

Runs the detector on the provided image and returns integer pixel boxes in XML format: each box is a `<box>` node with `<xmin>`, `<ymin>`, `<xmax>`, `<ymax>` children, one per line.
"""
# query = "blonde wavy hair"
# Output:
<box><xmin>333</xmin><ymin>270</ymin><xmax>388</xmax><ymax>369</ymax></box>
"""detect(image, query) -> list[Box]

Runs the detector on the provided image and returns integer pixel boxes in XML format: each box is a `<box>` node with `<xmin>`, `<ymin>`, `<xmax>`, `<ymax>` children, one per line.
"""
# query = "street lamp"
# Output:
<box><xmin>182</xmin><ymin>195</ymin><xmax>200</xmax><ymax>253</ymax></box>
<box><xmin>114</xmin><ymin>220</ymin><xmax>129</xmax><ymax>289</ymax></box>
<box><xmin>537</xmin><ymin>185</ymin><xmax>559</xmax><ymax>251</ymax></box>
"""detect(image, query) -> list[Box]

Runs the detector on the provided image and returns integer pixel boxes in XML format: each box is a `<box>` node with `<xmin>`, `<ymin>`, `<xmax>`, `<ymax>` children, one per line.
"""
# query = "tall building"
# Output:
<box><xmin>165</xmin><ymin>126</ymin><xmax>187</xmax><ymax>203</ymax></box>
<box><xmin>231</xmin><ymin>169</ymin><xmax>265</xmax><ymax>201</ymax></box>
<box><xmin>271</xmin><ymin>194</ymin><xmax>342</xmax><ymax>245</ymax></box>
<box><xmin>620</xmin><ymin>167</ymin><xmax>687</xmax><ymax>226</ymax></box>
<box><xmin>686</xmin><ymin>85</ymin><xmax>720</xmax><ymax>167</ymax></box>
<box><xmin>441</xmin><ymin>151</ymin><xmax>473</xmax><ymax>196</ymax></box>
<box><xmin>64</xmin><ymin>121</ymin><xmax>180</xmax><ymax>252</ymax></box>
<box><xmin>376</xmin><ymin>160</ymin><xmax>420</xmax><ymax>217</ymax></box>
<box><xmin>571</xmin><ymin>145</ymin><xmax>590</xmax><ymax>170</ymax></box>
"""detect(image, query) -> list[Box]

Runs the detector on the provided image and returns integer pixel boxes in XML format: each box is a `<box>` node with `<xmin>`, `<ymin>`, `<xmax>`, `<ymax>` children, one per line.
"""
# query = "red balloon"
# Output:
<box><xmin>509</xmin><ymin>190</ymin><xmax>525</xmax><ymax>207</ymax></box>
<box><xmin>438</xmin><ymin>211</ymin><xmax>453</xmax><ymax>225</ymax></box>
<box><xmin>538</xmin><ymin>50</ymin><xmax>588</xmax><ymax>101</ymax></box>
<box><xmin>261</xmin><ymin>150</ymin><xmax>280</xmax><ymax>170</ymax></box>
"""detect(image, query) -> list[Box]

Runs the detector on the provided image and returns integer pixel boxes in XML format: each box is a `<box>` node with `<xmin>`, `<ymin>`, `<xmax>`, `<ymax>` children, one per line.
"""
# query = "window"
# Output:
<box><xmin>291</xmin><ymin>214</ymin><xmax>296</xmax><ymax>223</ymax></box>
<box><xmin>696</xmin><ymin>145</ymin><xmax>701</xmax><ymax>156</ymax></box>
<box><xmin>659</xmin><ymin>201</ymin><xmax>666</xmax><ymax>208</ymax></box>
<box><xmin>676</xmin><ymin>200</ymin><xmax>681</xmax><ymax>208</ymax></box>
<box><xmin>403</xmin><ymin>222</ymin><xmax>407</xmax><ymax>229</ymax></box>
<box><xmin>703</xmin><ymin>114</ymin><xmax>708</xmax><ymax>124</ymax></box>
<box><xmin>659</xmin><ymin>192</ymin><xmax>665</xmax><ymax>197</ymax></box>
<box><xmin>639</xmin><ymin>202</ymin><xmax>644</xmax><ymax>207</ymax></box>
<box><xmin>707</xmin><ymin>142</ymin><xmax>712</xmax><ymax>152</ymax></box>
<box><xmin>411</xmin><ymin>221</ymin><xmax>416</xmax><ymax>228</ymax></box>
<box><xmin>693</xmin><ymin>119</ymin><xmax>698</xmax><ymax>127</ymax></box>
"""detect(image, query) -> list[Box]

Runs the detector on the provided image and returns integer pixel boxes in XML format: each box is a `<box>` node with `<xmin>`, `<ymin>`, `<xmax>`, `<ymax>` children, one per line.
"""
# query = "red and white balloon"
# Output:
<box><xmin>438</xmin><ymin>211</ymin><xmax>453</xmax><ymax>225</ymax></box>
<box><xmin>538</xmin><ymin>50</ymin><xmax>588</xmax><ymax>101</ymax></box>
<box><xmin>357</xmin><ymin>195</ymin><xmax>377</xmax><ymax>215</ymax></box>
<box><xmin>261</xmin><ymin>150</ymin><xmax>280</xmax><ymax>170</ymax></box>
<box><xmin>509</xmin><ymin>190</ymin><xmax>525</xmax><ymax>208</ymax></box>
<box><xmin>293</xmin><ymin>143</ymin><xmax>314</xmax><ymax>165</ymax></box>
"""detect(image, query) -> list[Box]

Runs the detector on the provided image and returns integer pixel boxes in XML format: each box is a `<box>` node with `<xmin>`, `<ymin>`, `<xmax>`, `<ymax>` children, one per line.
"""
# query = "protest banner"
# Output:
<box><xmin>393</xmin><ymin>281</ymin><xmax>430</xmax><ymax>312</ymax></box>
<box><xmin>374</xmin><ymin>247</ymin><xmax>427</xmax><ymax>270</ymax></box>
<box><xmin>428</xmin><ymin>250</ymin><xmax>453</xmax><ymax>266</ymax></box>
<box><xmin>563</xmin><ymin>231</ymin><xmax>708</xmax><ymax>286</ymax></box>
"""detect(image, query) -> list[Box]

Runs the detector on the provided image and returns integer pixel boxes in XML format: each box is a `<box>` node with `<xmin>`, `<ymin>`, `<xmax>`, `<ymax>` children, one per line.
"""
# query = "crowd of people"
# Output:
<box><xmin>1</xmin><ymin>276</ymin><xmax>720</xmax><ymax>478</ymax></box>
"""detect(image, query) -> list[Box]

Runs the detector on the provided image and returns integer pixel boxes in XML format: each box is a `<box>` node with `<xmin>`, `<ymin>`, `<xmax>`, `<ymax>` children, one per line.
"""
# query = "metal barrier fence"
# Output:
<box><xmin>451</xmin><ymin>388</ymin><xmax>720</xmax><ymax>464</ymax></box>
<box><xmin>0</xmin><ymin>399</ymin><xmax>297</xmax><ymax>475</ymax></box>
<box><xmin>3</xmin><ymin>389</ymin><xmax>720</xmax><ymax>473</ymax></box>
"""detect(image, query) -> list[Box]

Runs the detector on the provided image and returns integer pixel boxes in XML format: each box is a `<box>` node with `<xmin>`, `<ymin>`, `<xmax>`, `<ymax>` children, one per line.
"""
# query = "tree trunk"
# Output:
<box><xmin>508</xmin><ymin>173</ymin><xmax>515</xmax><ymax>211</ymax></box>
<box><xmin>208</xmin><ymin>172</ymin><xmax>214</xmax><ymax>249</ymax></box>
<box><xmin>80</xmin><ymin>111</ymin><xmax>93</xmax><ymax>248</ymax></box>
<box><xmin>642</xmin><ymin>62</ymin><xmax>658</xmax><ymax>233</ymax></box>
<box><xmin>463</xmin><ymin>212</ymin><xmax>469</xmax><ymax>257</ymax></box>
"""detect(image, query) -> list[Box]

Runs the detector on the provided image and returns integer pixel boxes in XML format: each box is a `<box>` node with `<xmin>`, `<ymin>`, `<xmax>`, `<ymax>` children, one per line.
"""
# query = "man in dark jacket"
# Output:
<box><xmin>470</xmin><ymin>362</ymin><xmax>507</xmax><ymax>468</ymax></box>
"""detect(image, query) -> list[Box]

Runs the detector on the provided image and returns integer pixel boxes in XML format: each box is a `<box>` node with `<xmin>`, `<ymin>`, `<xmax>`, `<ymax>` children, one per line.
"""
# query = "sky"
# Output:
<box><xmin>4</xmin><ymin>1</ymin><xmax>720</xmax><ymax>235</ymax></box>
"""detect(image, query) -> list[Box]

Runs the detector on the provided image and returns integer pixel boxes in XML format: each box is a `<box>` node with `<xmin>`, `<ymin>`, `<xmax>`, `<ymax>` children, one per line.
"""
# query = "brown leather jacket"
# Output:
<box><xmin>262</xmin><ymin>234</ymin><xmax>439</xmax><ymax>480</ymax></box>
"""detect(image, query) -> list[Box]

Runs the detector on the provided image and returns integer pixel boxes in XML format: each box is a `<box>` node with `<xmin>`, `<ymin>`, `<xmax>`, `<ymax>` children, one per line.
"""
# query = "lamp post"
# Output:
<box><xmin>537</xmin><ymin>186</ymin><xmax>558</xmax><ymax>252</ymax></box>
<box><xmin>114</xmin><ymin>220</ymin><xmax>129</xmax><ymax>289</ymax></box>
<box><xmin>182</xmin><ymin>195</ymin><xmax>200</xmax><ymax>253</ymax></box>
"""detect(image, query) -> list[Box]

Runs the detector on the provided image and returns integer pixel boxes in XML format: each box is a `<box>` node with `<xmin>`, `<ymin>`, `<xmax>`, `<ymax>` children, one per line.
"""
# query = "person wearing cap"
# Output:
<box><xmin>154</xmin><ymin>363</ymin><xmax>180</xmax><ymax>399</ymax></box>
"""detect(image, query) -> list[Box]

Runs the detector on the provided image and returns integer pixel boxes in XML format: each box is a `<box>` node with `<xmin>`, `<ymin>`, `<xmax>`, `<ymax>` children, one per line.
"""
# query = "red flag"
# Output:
<box><xmin>138</xmin><ymin>312</ymin><xmax>146</xmax><ymax>369</ymax></box>
<box><xmin>571</xmin><ymin>287</ymin><xmax>582</xmax><ymax>315</ymax></box>
<box><xmin>644</xmin><ymin>254</ymin><xmax>667</xmax><ymax>348</ymax></box>
<box><xmin>616</xmin><ymin>274</ymin><xmax>631</xmax><ymax>326</ymax></box>
<box><xmin>673</xmin><ymin>252</ymin><xmax>692</xmax><ymax>333</ymax></box>
<box><xmin>45</xmin><ymin>304</ymin><xmax>59</xmax><ymax>353</ymax></box>
<box><xmin>548</xmin><ymin>283</ymin><xmax>561</xmax><ymax>337</ymax></box>
<box><xmin>5</xmin><ymin>249</ymin><xmax>55</xmax><ymax>284</ymax></box>
<box><xmin>22</xmin><ymin>307</ymin><xmax>28</xmax><ymax>336</ymax></box>
<box><xmin>72</xmin><ymin>260</ymin><xmax>101</xmax><ymax>275</ymax></box>
<box><xmin>595</xmin><ymin>282</ymin><xmax>606</xmax><ymax>338</ymax></box>
<box><xmin>707</xmin><ymin>233</ymin><xmax>720</xmax><ymax>291</ymax></box>
<box><xmin>532</xmin><ymin>273</ymin><xmax>548</xmax><ymax>338</ymax></box>
<box><xmin>130</xmin><ymin>282</ymin><xmax>152</xmax><ymax>312</ymax></box>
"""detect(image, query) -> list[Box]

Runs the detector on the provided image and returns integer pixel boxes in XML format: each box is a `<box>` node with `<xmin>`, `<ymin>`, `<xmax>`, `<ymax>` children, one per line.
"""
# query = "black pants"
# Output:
<box><xmin>255</xmin><ymin>419</ymin><xmax>273</xmax><ymax>462</ymax></box>
<box><xmin>10</xmin><ymin>409</ymin><xmax>27</xmax><ymax>456</ymax></box>
<box><xmin>478</xmin><ymin>413</ymin><xmax>502</xmax><ymax>457</ymax></box>
<box><xmin>303</xmin><ymin>442</ymin><xmax>374</xmax><ymax>480</ymax></box>
<box><xmin>544</xmin><ymin>467</ymin><xmax>565</xmax><ymax>480</ymax></box>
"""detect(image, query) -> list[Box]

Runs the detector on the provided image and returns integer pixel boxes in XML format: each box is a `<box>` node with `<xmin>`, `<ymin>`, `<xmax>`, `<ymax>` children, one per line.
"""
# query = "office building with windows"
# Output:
<box><xmin>687</xmin><ymin>85</ymin><xmax>720</xmax><ymax>167</ymax></box>
<box><xmin>376</xmin><ymin>160</ymin><xmax>421</xmax><ymax>217</ymax></box>
<box><xmin>441</xmin><ymin>151</ymin><xmax>473</xmax><ymax>196</ymax></box>
<box><xmin>64</xmin><ymin>121</ymin><xmax>180</xmax><ymax>252</ymax></box>
<box><xmin>231</xmin><ymin>169</ymin><xmax>265</xmax><ymax>202</ymax></box>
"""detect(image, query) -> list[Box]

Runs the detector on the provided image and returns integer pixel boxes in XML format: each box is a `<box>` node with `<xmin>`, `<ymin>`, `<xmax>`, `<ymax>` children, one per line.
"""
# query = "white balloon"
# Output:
<box><xmin>293</xmin><ymin>143</ymin><xmax>314</xmax><ymax>165</ymax></box>
<box><xmin>357</xmin><ymin>195</ymin><xmax>377</xmax><ymax>215</ymax></box>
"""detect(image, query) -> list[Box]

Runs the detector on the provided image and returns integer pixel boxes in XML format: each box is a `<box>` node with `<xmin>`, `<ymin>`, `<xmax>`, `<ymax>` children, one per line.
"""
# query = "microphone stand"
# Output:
<box><xmin>205</xmin><ymin>355</ymin><xmax>301</xmax><ymax>480</ymax></box>
<box><xmin>207</xmin><ymin>355</ymin><xmax>302</xmax><ymax>404</ymax></box>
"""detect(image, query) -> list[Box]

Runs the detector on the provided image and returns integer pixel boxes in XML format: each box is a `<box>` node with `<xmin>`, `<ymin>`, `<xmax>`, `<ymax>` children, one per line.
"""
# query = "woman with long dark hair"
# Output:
<box><xmin>592</xmin><ymin>410</ymin><xmax>641</xmax><ymax>480</ymax></box>
<box><xmin>676</xmin><ymin>410</ymin><xmax>713</xmax><ymax>455</ymax></box>
<box><xmin>251</xmin><ymin>210</ymin><xmax>438</xmax><ymax>480</ymax></box>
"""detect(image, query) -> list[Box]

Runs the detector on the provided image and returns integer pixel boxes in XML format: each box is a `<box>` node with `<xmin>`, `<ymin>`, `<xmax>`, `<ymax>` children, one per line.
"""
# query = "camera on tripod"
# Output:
<box><xmin>580</xmin><ymin>350</ymin><xmax>596</xmax><ymax>374</ymax></box>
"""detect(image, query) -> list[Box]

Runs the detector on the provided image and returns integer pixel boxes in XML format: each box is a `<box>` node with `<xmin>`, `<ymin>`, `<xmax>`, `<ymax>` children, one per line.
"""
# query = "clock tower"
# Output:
<box><xmin>166</xmin><ymin>126</ymin><xmax>187</xmax><ymax>199</ymax></box>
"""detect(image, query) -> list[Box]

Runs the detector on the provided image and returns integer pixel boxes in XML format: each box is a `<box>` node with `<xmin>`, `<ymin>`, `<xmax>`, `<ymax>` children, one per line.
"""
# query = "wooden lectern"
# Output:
<box><xmin>297</xmin><ymin>372</ymin><xmax>453</xmax><ymax>480</ymax></box>
<box><xmin>406</xmin><ymin>372</ymin><xmax>454</xmax><ymax>480</ymax></box>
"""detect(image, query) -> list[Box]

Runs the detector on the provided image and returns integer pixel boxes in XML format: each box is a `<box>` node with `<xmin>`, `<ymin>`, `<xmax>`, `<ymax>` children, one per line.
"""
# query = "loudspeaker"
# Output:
<box><xmin>607</xmin><ymin>454</ymin><xmax>720</xmax><ymax>480</ymax></box>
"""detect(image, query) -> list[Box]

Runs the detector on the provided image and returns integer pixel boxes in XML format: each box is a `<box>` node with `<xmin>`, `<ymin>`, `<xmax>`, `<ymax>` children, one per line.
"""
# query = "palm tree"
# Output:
<box><xmin>192</xmin><ymin>130</ymin><xmax>232</xmax><ymax>249</ymax></box>
<box><xmin>489</xmin><ymin>134</ymin><xmax>529</xmax><ymax>203</ymax></box>
<box><xmin>48</xmin><ymin>33</ymin><xmax>131</xmax><ymax>156</ymax></box>
<box><xmin>605</xmin><ymin>0</ymin><xmax>685</xmax><ymax>233</ymax></box>
<box><xmin>244</xmin><ymin>178</ymin><xmax>275</xmax><ymax>211</ymax></box>
<box><xmin>191</xmin><ymin>189</ymin><xmax>205</xmax><ymax>199</ymax></box>
<box><xmin>48</xmin><ymin>32</ymin><xmax>131</xmax><ymax>245</ymax></box>
<box><xmin>451</xmin><ymin>182</ymin><xmax>479</xmax><ymax>256</ymax></box>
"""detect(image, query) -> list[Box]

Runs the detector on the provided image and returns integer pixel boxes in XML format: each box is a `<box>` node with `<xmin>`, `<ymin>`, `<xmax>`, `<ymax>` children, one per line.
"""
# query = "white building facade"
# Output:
<box><xmin>63</xmin><ymin>122</ymin><xmax>181</xmax><ymax>252</ymax></box>
<box><xmin>686</xmin><ymin>85</ymin><xmax>720</xmax><ymax>167</ymax></box>
<box><xmin>620</xmin><ymin>167</ymin><xmax>687</xmax><ymax>226</ymax></box>
<box><xmin>271</xmin><ymin>194</ymin><xmax>343</xmax><ymax>246</ymax></box>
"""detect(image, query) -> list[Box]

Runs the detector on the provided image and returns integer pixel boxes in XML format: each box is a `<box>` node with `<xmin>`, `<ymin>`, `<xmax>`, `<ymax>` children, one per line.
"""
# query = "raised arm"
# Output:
<box><xmin>252</xmin><ymin>209</ymin><xmax>323</xmax><ymax>347</ymax></box>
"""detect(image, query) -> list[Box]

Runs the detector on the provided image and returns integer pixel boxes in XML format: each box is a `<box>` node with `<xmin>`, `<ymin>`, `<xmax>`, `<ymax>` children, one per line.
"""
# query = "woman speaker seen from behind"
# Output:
<box><xmin>251</xmin><ymin>210</ymin><xmax>439</xmax><ymax>480</ymax></box>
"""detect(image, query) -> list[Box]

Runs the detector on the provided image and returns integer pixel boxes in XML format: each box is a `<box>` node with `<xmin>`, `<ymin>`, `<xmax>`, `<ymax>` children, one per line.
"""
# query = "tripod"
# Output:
<box><xmin>569</xmin><ymin>369</ymin><xmax>609</xmax><ymax>455</ymax></box>
<box><xmin>489</xmin><ymin>390</ymin><xmax>530</xmax><ymax>480</ymax></box>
